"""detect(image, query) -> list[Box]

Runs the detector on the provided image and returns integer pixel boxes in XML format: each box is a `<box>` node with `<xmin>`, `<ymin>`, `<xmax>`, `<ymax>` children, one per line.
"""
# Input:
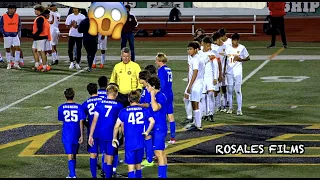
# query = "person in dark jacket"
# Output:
<box><xmin>267</xmin><ymin>2</ymin><xmax>287</xmax><ymax>48</ymax></box>
<box><xmin>121</xmin><ymin>5</ymin><xmax>138</xmax><ymax>62</ymax></box>
<box><xmin>78</xmin><ymin>17</ymin><xmax>98</xmax><ymax>72</ymax></box>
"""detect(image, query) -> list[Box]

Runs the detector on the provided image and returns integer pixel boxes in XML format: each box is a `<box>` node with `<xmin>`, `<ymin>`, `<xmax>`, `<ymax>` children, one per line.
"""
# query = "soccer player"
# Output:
<box><xmin>57</xmin><ymin>88</ymin><xmax>85</xmax><ymax>178</ymax></box>
<box><xmin>155</xmin><ymin>53</ymin><xmax>176</xmax><ymax>144</ymax></box>
<box><xmin>82</xmin><ymin>83</ymin><xmax>103</xmax><ymax>178</ymax></box>
<box><xmin>138</xmin><ymin>70</ymin><xmax>155</xmax><ymax>167</ymax></box>
<box><xmin>48</xmin><ymin>4</ymin><xmax>61</xmax><ymax>65</ymax></box>
<box><xmin>146</xmin><ymin>76</ymin><xmax>168</xmax><ymax>178</ymax></box>
<box><xmin>0</xmin><ymin>4</ymin><xmax>22</xmax><ymax>70</ymax></box>
<box><xmin>219</xmin><ymin>28</ymin><xmax>232</xmax><ymax>46</ymax></box>
<box><xmin>199</xmin><ymin>36</ymin><xmax>218</xmax><ymax>122</ymax></box>
<box><xmin>88</xmin><ymin>84</ymin><xmax>124</xmax><ymax>178</ymax></box>
<box><xmin>113</xmin><ymin>90</ymin><xmax>155</xmax><ymax>178</ymax></box>
<box><xmin>225</xmin><ymin>33</ymin><xmax>250</xmax><ymax>115</ymax></box>
<box><xmin>97</xmin><ymin>76</ymin><xmax>108</xmax><ymax>99</ymax></box>
<box><xmin>145</xmin><ymin>64</ymin><xmax>157</xmax><ymax>76</ymax></box>
<box><xmin>184</xmin><ymin>41</ymin><xmax>205</xmax><ymax>131</ymax></box>
<box><xmin>93</xmin><ymin>33</ymin><xmax>107</xmax><ymax>69</ymax></box>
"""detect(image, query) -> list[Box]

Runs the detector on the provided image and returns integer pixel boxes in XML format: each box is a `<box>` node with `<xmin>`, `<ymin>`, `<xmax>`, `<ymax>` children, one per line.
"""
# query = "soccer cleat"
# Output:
<box><xmin>168</xmin><ymin>138</ymin><xmax>176</xmax><ymax>144</ymax></box>
<box><xmin>141</xmin><ymin>159</ymin><xmax>154</xmax><ymax>167</ymax></box>
<box><xmin>0</xmin><ymin>56</ymin><xmax>3</xmax><ymax>62</ymax></box>
<box><xmin>51</xmin><ymin>60</ymin><xmax>59</xmax><ymax>65</ymax></box>
<box><xmin>19</xmin><ymin>62</ymin><xmax>24</xmax><ymax>66</ymax></box>
<box><xmin>237</xmin><ymin>110</ymin><xmax>243</xmax><ymax>116</ymax></box>
<box><xmin>181</xmin><ymin>118</ymin><xmax>193</xmax><ymax>125</ymax></box>
<box><xmin>226</xmin><ymin>109</ymin><xmax>233</xmax><ymax>114</ymax></box>
<box><xmin>86</xmin><ymin>68</ymin><xmax>92</xmax><ymax>72</ymax></box>
<box><xmin>202</xmin><ymin>116</ymin><xmax>208</xmax><ymax>121</ymax></box>
<box><xmin>283</xmin><ymin>45</ymin><xmax>288</xmax><ymax>49</ymax></box>
<box><xmin>75</xmin><ymin>63</ymin><xmax>81</xmax><ymax>70</ymax></box>
<box><xmin>208</xmin><ymin>115</ymin><xmax>215</xmax><ymax>122</ymax></box>
<box><xmin>100</xmin><ymin>64</ymin><xmax>104</xmax><ymax>69</ymax></box>
<box><xmin>69</xmin><ymin>62</ymin><xmax>75</xmax><ymax>69</ymax></box>
<box><xmin>92</xmin><ymin>64</ymin><xmax>97</xmax><ymax>68</ymax></box>
<box><xmin>267</xmin><ymin>45</ymin><xmax>276</xmax><ymax>48</ymax></box>
<box><xmin>220</xmin><ymin>108</ymin><xmax>227</xmax><ymax>113</ymax></box>
<box><xmin>7</xmin><ymin>63</ymin><xmax>11</xmax><ymax>69</ymax></box>
<box><xmin>100</xmin><ymin>170</ymin><xmax>106</xmax><ymax>178</ymax></box>
<box><xmin>13</xmin><ymin>63</ymin><xmax>21</xmax><ymax>69</ymax></box>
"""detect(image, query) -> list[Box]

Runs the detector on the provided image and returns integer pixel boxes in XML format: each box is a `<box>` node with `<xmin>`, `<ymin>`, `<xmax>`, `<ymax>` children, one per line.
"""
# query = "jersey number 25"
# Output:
<box><xmin>63</xmin><ymin>110</ymin><xmax>78</xmax><ymax>122</ymax></box>
<box><xmin>128</xmin><ymin>112</ymin><xmax>144</xmax><ymax>124</ymax></box>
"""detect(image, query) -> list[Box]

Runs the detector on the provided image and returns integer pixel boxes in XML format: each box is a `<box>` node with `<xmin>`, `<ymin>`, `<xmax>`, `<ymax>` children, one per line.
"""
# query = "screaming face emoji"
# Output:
<box><xmin>88</xmin><ymin>2</ymin><xmax>127</xmax><ymax>39</ymax></box>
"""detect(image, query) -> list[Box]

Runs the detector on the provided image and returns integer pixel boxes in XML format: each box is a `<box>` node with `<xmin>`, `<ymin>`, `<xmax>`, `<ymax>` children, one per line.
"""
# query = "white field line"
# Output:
<box><xmin>0</xmin><ymin>69</ymin><xmax>86</xmax><ymax>113</ymax></box>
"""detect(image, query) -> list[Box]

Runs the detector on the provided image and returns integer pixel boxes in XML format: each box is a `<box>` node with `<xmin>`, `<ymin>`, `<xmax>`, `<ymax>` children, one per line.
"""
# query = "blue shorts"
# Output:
<box><xmin>166</xmin><ymin>100</ymin><xmax>174</xmax><ymax>114</ymax></box>
<box><xmin>153</xmin><ymin>129</ymin><xmax>167</xmax><ymax>151</ymax></box>
<box><xmin>63</xmin><ymin>143</ymin><xmax>79</xmax><ymax>154</ymax></box>
<box><xmin>99</xmin><ymin>139</ymin><xmax>116</xmax><ymax>156</ymax></box>
<box><xmin>88</xmin><ymin>138</ymin><xmax>99</xmax><ymax>154</ymax></box>
<box><xmin>125</xmin><ymin>148</ymin><xmax>144</xmax><ymax>165</ymax></box>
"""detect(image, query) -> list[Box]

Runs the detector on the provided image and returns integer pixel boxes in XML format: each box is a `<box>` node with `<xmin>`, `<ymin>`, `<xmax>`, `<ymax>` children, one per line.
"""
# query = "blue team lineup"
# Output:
<box><xmin>58</xmin><ymin>50</ymin><xmax>174</xmax><ymax>178</ymax></box>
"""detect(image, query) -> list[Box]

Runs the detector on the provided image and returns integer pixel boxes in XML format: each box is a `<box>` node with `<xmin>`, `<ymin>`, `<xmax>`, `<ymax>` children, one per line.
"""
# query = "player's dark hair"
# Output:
<box><xmin>125</xmin><ymin>5</ymin><xmax>131</xmax><ymax>11</ymax></box>
<box><xmin>212</xmin><ymin>31</ymin><xmax>221</xmax><ymax>42</ymax></box>
<box><xmin>139</xmin><ymin>70</ymin><xmax>151</xmax><ymax>81</ymax></box>
<box><xmin>98</xmin><ymin>76</ymin><xmax>108</xmax><ymax>88</ymax></box>
<box><xmin>193</xmin><ymin>34</ymin><xmax>206</xmax><ymax>43</ymax></box>
<box><xmin>128</xmin><ymin>90</ymin><xmax>141</xmax><ymax>103</ymax></box>
<box><xmin>202</xmin><ymin>36</ymin><xmax>212</xmax><ymax>44</ymax></box>
<box><xmin>193</xmin><ymin>28</ymin><xmax>205</xmax><ymax>38</ymax></box>
<box><xmin>231</xmin><ymin>33</ymin><xmax>240</xmax><ymax>40</ymax></box>
<box><xmin>218</xmin><ymin>28</ymin><xmax>227</xmax><ymax>36</ymax></box>
<box><xmin>34</xmin><ymin>5</ymin><xmax>45</xmax><ymax>13</ymax></box>
<box><xmin>64</xmin><ymin>88</ymin><xmax>75</xmax><ymax>100</ymax></box>
<box><xmin>188</xmin><ymin>41</ymin><xmax>200</xmax><ymax>50</ymax></box>
<box><xmin>87</xmin><ymin>83</ymin><xmax>98</xmax><ymax>95</ymax></box>
<box><xmin>145</xmin><ymin>65</ymin><xmax>157</xmax><ymax>75</ymax></box>
<box><xmin>147</xmin><ymin>76</ymin><xmax>161</xmax><ymax>90</ymax></box>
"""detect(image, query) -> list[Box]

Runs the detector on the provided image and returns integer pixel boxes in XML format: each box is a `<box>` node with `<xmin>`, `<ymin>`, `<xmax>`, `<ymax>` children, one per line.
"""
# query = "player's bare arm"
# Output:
<box><xmin>143</xmin><ymin>117</ymin><xmax>155</xmax><ymax>137</ymax></box>
<box><xmin>217</xmin><ymin>57</ymin><xmax>223</xmax><ymax>82</ymax></box>
<box><xmin>150</xmin><ymin>90</ymin><xmax>161</xmax><ymax>111</ymax></box>
<box><xmin>79</xmin><ymin>119</ymin><xmax>84</xmax><ymax>144</ymax></box>
<box><xmin>234</xmin><ymin>55</ymin><xmax>250</xmax><ymax>62</ymax></box>
<box><xmin>88</xmin><ymin>112</ymin><xmax>99</xmax><ymax>146</ymax></box>
<box><xmin>112</xmin><ymin>119</ymin><xmax>122</xmax><ymax>147</ymax></box>
<box><xmin>187</xmin><ymin>69</ymin><xmax>198</xmax><ymax>94</ymax></box>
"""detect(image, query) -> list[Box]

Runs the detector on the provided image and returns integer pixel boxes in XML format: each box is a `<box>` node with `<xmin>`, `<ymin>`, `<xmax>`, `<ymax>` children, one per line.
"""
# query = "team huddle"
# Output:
<box><xmin>58</xmin><ymin>53</ymin><xmax>174</xmax><ymax>178</ymax></box>
<box><xmin>183</xmin><ymin>28</ymin><xmax>250</xmax><ymax>131</ymax></box>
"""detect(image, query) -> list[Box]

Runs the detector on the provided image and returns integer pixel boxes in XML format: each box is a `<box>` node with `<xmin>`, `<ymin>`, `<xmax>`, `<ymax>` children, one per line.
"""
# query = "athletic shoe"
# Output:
<box><xmin>100</xmin><ymin>64</ymin><xmax>104</xmax><ymax>69</ymax></box>
<box><xmin>51</xmin><ymin>60</ymin><xmax>59</xmax><ymax>65</ymax></box>
<box><xmin>226</xmin><ymin>109</ymin><xmax>233</xmax><ymax>114</ymax></box>
<box><xmin>13</xmin><ymin>63</ymin><xmax>21</xmax><ymax>69</ymax></box>
<box><xmin>141</xmin><ymin>159</ymin><xmax>154</xmax><ymax>167</ymax></box>
<box><xmin>92</xmin><ymin>64</ymin><xmax>97</xmax><ymax>68</ymax></box>
<box><xmin>208</xmin><ymin>115</ymin><xmax>215</xmax><ymax>122</ymax></box>
<box><xmin>220</xmin><ymin>108</ymin><xmax>227</xmax><ymax>113</ymax></box>
<box><xmin>237</xmin><ymin>110</ymin><xmax>243</xmax><ymax>116</ymax></box>
<box><xmin>100</xmin><ymin>170</ymin><xmax>106</xmax><ymax>178</ymax></box>
<box><xmin>7</xmin><ymin>63</ymin><xmax>11</xmax><ymax>69</ymax></box>
<box><xmin>168</xmin><ymin>138</ymin><xmax>176</xmax><ymax>144</ymax></box>
<box><xmin>19</xmin><ymin>62</ymin><xmax>24</xmax><ymax>66</ymax></box>
<box><xmin>267</xmin><ymin>45</ymin><xmax>276</xmax><ymax>48</ymax></box>
<box><xmin>283</xmin><ymin>45</ymin><xmax>288</xmax><ymax>49</ymax></box>
<box><xmin>75</xmin><ymin>63</ymin><xmax>81</xmax><ymax>70</ymax></box>
<box><xmin>87</xmin><ymin>68</ymin><xmax>92</xmax><ymax>72</ymax></box>
<box><xmin>180</xmin><ymin>118</ymin><xmax>193</xmax><ymax>125</ymax></box>
<box><xmin>69</xmin><ymin>62</ymin><xmax>75</xmax><ymax>69</ymax></box>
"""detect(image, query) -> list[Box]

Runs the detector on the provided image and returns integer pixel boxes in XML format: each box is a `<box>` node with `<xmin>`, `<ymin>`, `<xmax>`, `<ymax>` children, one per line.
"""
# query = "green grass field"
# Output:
<box><xmin>0</xmin><ymin>40</ymin><xmax>320</xmax><ymax>178</ymax></box>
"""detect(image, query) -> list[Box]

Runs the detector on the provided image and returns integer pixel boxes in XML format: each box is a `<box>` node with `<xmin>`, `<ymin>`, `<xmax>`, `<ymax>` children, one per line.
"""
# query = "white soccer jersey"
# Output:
<box><xmin>224</xmin><ymin>38</ymin><xmax>232</xmax><ymax>46</ymax></box>
<box><xmin>188</xmin><ymin>54</ymin><xmax>205</xmax><ymax>84</ymax></box>
<box><xmin>65</xmin><ymin>13</ymin><xmax>86</xmax><ymax>37</ymax></box>
<box><xmin>49</xmin><ymin>11</ymin><xmax>61</xmax><ymax>29</ymax></box>
<box><xmin>218</xmin><ymin>43</ymin><xmax>232</xmax><ymax>74</ymax></box>
<box><xmin>199</xmin><ymin>49</ymin><xmax>217</xmax><ymax>80</ymax></box>
<box><xmin>225</xmin><ymin>44</ymin><xmax>249</xmax><ymax>76</ymax></box>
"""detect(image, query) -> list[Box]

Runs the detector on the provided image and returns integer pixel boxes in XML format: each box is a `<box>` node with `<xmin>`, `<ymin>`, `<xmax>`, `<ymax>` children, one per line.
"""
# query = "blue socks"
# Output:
<box><xmin>113</xmin><ymin>154</ymin><xmax>119</xmax><ymax>170</ymax></box>
<box><xmin>128</xmin><ymin>171</ymin><xmax>135</xmax><ymax>178</ymax></box>
<box><xmin>135</xmin><ymin>169</ymin><xmax>142</xmax><ymax>178</ymax></box>
<box><xmin>68</xmin><ymin>159</ymin><xmax>76</xmax><ymax>177</ymax></box>
<box><xmin>90</xmin><ymin>158</ymin><xmax>97</xmax><ymax>178</ymax></box>
<box><xmin>103</xmin><ymin>164</ymin><xmax>113</xmax><ymax>178</ymax></box>
<box><xmin>170</xmin><ymin>122</ymin><xmax>176</xmax><ymax>139</ymax></box>
<box><xmin>145</xmin><ymin>138</ymin><xmax>153</xmax><ymax>163</ymax></box>
<box><xmin>158</xmin><ymin>165</ymin><xmax>167</xmax><ymax>178</ymax></box>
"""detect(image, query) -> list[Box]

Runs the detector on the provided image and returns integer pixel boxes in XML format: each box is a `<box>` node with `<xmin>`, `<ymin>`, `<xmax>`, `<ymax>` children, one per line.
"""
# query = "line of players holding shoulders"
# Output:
<box><xmin>58</xmin><ymin>55</ymin><xmax>174</xmax><ymax>178</ymax></box>
<box><xmin>182</xmin><ymin>28</ymin><xmax>250</xmax><ymax>131</ymax></box>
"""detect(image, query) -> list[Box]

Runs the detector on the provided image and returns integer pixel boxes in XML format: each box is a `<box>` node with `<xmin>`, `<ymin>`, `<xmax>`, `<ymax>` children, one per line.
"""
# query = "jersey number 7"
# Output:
<box><xmin>128</xmin><ymin>112</ymin><xmax>144</xmax><ymax>124</ymax></box>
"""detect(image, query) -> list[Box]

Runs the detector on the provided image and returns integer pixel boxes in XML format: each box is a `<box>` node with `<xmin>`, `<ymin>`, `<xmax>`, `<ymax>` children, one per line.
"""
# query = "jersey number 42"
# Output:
<box><xmin>128</xmin><ymin>112</ymin><xmax>144</xmax><ymax>125</ymax></box>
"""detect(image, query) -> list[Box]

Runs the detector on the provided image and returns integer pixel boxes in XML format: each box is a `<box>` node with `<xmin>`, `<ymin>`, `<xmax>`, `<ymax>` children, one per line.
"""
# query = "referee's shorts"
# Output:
<box><xmin>115</xmin><ymin>92</ymin><xmax>130</xmax><ymax>107</ymax></box>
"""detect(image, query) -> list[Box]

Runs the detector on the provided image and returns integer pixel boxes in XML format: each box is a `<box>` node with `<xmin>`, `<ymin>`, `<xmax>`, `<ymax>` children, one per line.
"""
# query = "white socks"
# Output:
<box><xmin>52</xmin><ymin>52</ymin><xmax>57</xmax><ymax>61</ymax></box>
<box><xmin>235</xmin><ymin>84</ymin><xmax>242</xmax><ymax>111</ymax></box>
<box><xmin>6</xmin><ymin>52</ymin><xmax>11</xmax><ymax>63</ymax></box>
<box><xmin>208</xmin><ymin>92</ymin><xmax>215</xmax><ymax>115</ymax></box>
<box><xmin>14</xmin><ymin>51</ymin><xmax>20</xmax><ymax>64</ymax></box>
<box><xmin>93</xmin><ymin>55</ymin><xmax>97</xmax><ymax>64</ymax></box>
<box><xmin>184</xmin><ymin>98</ymin><xmax>192</xmax><ymax>120</ymax></box>
<box><xmin>194</xmin><ymin>109</ymin><xmax>201</xmax><ymax>128</ymax></box>
<box><xmin>101</xmin><ymin>54</ymin><xmax>106</xmax><ymax>64</ymax></box>
<box><xmin>227</xmin><ymin>85</ymin><xmax>234</xmax><ymax>110</ymax></box>
<box><xmin>200</xmin><ymin>94</ymin><xmax>207</xmax><ymax>117</ymax></box>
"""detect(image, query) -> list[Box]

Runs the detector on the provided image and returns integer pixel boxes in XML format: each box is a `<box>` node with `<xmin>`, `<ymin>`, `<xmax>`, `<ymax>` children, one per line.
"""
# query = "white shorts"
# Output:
<box><xmin>226</xmin><ymin>73</ymin><xmax>242</xmax><ymax>86</ymax></box>
<box><xmin>45</xmin><ymin>40</ymin><xmax>52</xmax><ymax>51</ymax></box>
<box><xmin>32</xmin><ymin>40</ymin><xmax>47</xmax><ymax>52</ymax></box>
<box><xmin>50</xmin><ymin>28</ymin><xmax>60</xmax><ymax>46</ymax></box>
<box><xmin>98</xmin><ymin>38</ymin><xmax>107</xmax><ymax>50</ymax></box>
<box><xmin>3</xmin><ymin>36</ymin><xmax>20</xmax><ymax>48</ymax></box>
<box><xmin>202</xmin><ymin>78</ymin><xmax>215</xmax><ymax>93</ymax></box>
<box><xmin>185</xmin><ymin>81</ymin><xmax>203</xmax><ymax>102</ymax></box>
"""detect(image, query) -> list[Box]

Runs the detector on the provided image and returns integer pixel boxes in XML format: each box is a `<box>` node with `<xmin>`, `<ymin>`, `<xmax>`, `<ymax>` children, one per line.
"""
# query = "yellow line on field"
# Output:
<box><xmin>269</xmin><ymin>48</ymin><xmax>285</xmax><ymax>60</ymax></box>
<box><xmin>0</xmin><ymin>124</ymin><xmax>26</xmax><ymax>132</ymax></box>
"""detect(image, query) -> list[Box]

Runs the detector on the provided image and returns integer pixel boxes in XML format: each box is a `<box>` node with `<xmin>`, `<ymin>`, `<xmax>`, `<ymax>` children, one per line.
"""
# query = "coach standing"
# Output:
<box><xmin>110</xmin><ymin>47</ymin><xmax>142</xmax><ymax>107</ymax></box>
<box><xmin>121</xmin><ymin>5</ymin><xmax>138</xmax><ymax>62</ymax></box>
<box><xmin>267</xmin><ymin>2</ymin><xmax>287</xmax><ymax>49</ymax></box>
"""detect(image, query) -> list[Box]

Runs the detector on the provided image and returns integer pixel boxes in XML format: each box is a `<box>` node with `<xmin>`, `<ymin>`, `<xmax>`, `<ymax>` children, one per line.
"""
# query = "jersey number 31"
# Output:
<box><xmin>128</xmin><ymin>112</ymin><xmax>144</xmax><ymax>124</ymax></box>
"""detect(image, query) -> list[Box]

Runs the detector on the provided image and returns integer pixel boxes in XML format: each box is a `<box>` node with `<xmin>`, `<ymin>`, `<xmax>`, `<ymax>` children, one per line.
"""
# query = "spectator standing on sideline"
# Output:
<box><xmin>267</xmin><ymin>2</ymin><xmax>287</xmax><ymax>48</ymax></box>
<box><xmin>78</xmin><ymin>15</ymin><xmax>98</xmax><ymax>72</ymax></box>
<box><xmin>65</xmin><ymin>7</ymin><xmax>86</xmax><ymax>70</ymax></box>
<box><xmin>110</xmin><ymin>47</ymin><xmax>142</xmax><ymax>107</ymax></box>
<box><xmin>121</xmin><ymin>5</ymin><xmax>138</xmax><ymax>62</ymax></box>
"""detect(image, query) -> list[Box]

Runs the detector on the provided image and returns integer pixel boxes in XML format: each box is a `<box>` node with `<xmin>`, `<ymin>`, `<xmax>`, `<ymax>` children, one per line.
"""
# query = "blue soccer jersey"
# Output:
<box><xmin>158</xmin><ymin>65</ymin><xmax>173</xmax><ymax>102</ymax></box>
<box><xmin>94</xmin><ymin>99</ymin><xmax>124</xmax><ymax>141</ymax></box>
<box><xmin>82</xmin><ymin>96</ymin><xmax>103</xmax><ymax>129</ymax></box>
<box><xmin>149</xmin><ymin>92</ymin><xmax>168</xmax><ymax>132</ymax></box>
<box><xmin>97</xmin><ymin>88</ymin><xmax>107</xmax><ymax>99</ymax></box>
<box><xmin>58</xmin><ymin>103</ymin><xmax>86</xmax><ymax>145</ymax></box>
<box><xmin>118</xmin><ymin>105</ymin><xmax>152</xmax><ymax>151</ymax></box>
